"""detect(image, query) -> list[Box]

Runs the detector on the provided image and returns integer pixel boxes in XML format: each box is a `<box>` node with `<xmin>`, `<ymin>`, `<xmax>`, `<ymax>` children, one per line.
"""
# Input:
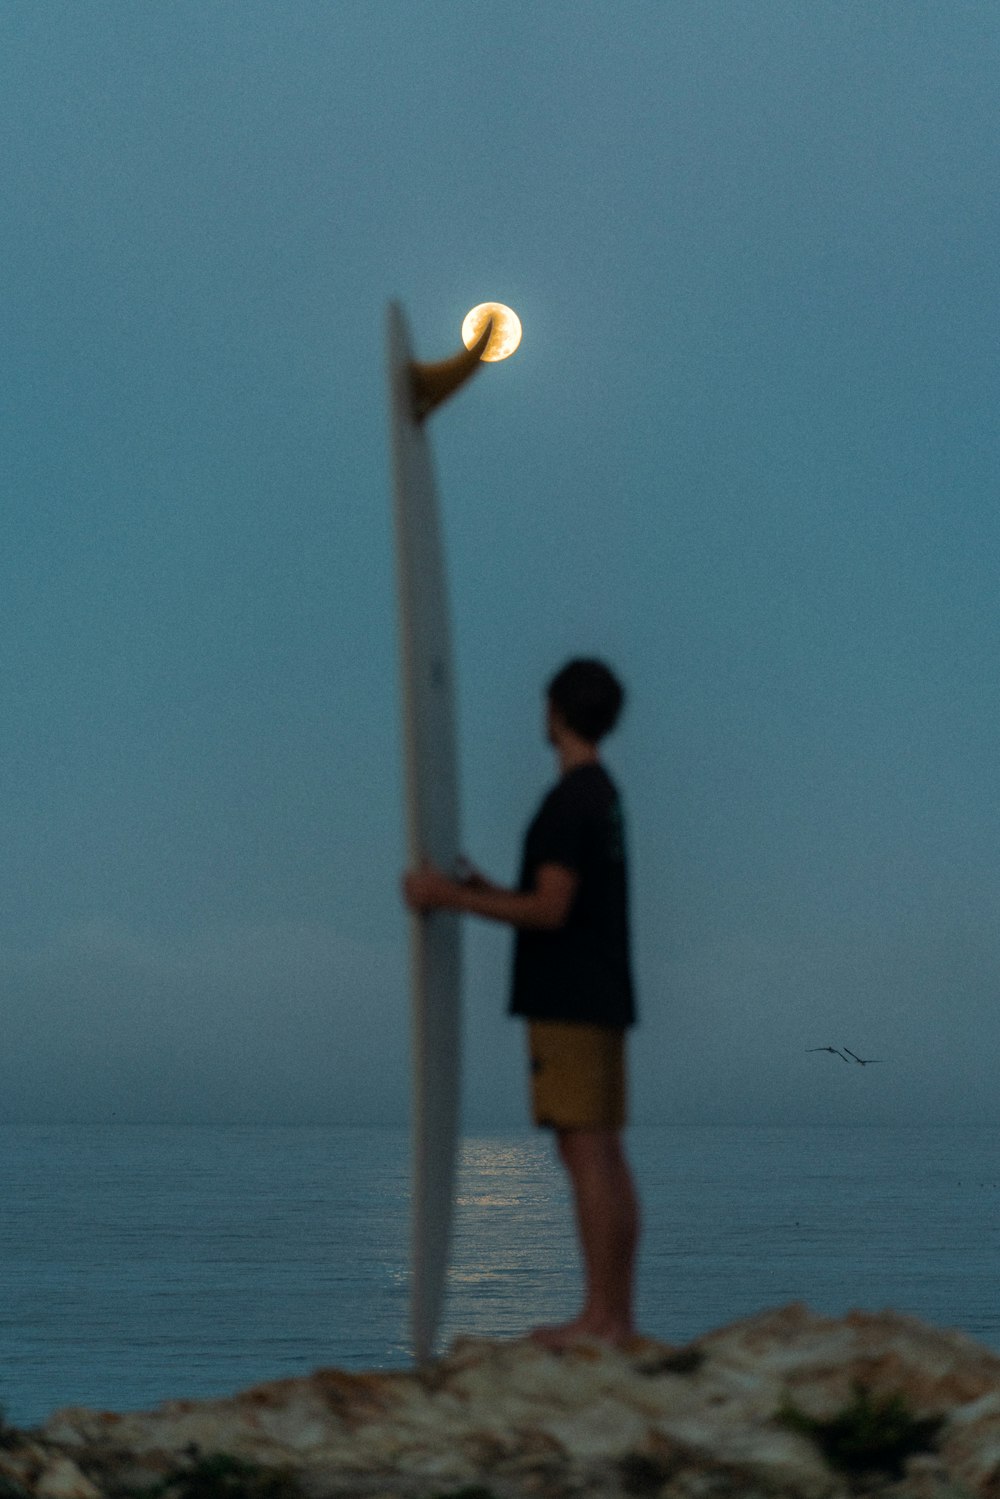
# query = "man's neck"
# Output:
<box><xmin>557</xmin><ymin>737</ymin><xmax>600</xmax><ymax>774</ymax></box>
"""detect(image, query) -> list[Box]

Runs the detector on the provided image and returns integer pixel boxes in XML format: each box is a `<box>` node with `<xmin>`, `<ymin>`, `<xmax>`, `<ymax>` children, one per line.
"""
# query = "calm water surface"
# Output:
<box><xmin>2</xmin><ymin>1124</ymin><xmax>999</xmax><ymax>1425</ymax></box>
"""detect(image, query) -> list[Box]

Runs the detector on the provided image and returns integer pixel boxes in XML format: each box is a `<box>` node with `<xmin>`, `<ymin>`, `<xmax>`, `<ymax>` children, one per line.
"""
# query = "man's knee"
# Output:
<box><xmin>556</xmin><ymin>1126</ymin><xmax>620</xmax><ymax>1172</ymax></box>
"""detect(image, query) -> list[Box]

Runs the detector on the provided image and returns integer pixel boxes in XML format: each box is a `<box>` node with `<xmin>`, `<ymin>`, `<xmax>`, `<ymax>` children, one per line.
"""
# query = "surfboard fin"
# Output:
<box><xmin>409</xmin><ymin>319</ymin><xmax>493</xmax><ymax>423</ymax></box>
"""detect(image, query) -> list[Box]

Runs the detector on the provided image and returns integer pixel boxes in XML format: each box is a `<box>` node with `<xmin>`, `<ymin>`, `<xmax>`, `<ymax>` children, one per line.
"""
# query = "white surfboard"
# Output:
<box><xmin>386</xmin><ymin>301</ymin><xmax>490</xmax><ymax>1363</ymax></box>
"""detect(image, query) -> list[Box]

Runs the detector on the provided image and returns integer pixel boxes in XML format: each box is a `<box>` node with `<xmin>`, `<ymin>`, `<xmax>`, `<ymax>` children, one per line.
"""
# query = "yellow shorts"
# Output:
<box><xmin>527</xmin><ymin>1020</ymin><xmax>627</xmax><ymax>1130</ymax></box>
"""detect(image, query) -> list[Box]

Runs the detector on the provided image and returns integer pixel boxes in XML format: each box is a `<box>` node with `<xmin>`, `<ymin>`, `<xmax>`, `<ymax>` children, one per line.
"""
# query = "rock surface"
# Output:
<box><xmin>4</xmin><ymin>1305</ymin><xmax>1000</xmax><ymax>1497</ymax></box>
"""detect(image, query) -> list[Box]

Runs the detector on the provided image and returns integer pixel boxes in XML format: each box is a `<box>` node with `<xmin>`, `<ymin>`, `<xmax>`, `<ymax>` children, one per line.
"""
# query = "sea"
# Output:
<box><xmin>3</xmin><ymin>1123</ymin><xmax>1000</xmax><ymax>1428</ymax></box>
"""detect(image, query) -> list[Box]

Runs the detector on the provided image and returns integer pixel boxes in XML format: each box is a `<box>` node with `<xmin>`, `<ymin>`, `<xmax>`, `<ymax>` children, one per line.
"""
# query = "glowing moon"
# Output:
<box><xmin>461</xmin><ymin>302</ymin><xmax>522</xmax><ymax>362</ymax></box>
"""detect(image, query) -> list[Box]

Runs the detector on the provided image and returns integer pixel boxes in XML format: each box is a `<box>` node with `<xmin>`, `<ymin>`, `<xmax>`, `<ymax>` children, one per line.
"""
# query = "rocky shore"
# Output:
<box><xmin>4</xmin><ymin>1305</ymin><xmax>1000</xmax><ymax>1498</ymax></box>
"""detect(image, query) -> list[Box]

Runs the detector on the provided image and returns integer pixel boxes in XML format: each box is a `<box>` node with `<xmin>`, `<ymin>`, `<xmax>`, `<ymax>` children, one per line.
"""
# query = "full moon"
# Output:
<box><xmin>461</xmin><ymin>302</ymin><xmax>522</xmax><ymax>362</ymax></box>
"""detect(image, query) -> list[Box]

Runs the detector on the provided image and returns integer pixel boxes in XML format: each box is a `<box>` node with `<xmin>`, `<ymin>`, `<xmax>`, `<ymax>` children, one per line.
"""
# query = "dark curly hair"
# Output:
<box><xmin>546</xmin><ymin>658</ymin><xmax>625</xmax><ymax>743</ymax></box>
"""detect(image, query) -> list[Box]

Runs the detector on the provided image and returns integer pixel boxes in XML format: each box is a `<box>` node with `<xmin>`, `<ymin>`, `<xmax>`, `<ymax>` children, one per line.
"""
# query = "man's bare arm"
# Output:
<box><xmin>404</xmin><ymin>861</ymin><xmax>577</xmax><ymax>931</ymax></box>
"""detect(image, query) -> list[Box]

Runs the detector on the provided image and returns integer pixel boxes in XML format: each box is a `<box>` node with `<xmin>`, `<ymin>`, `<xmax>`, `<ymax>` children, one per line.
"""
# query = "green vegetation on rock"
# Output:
<box><xmin>142</xmin><ymin>1453</ymin><xmax>301</xmax><ymax>1499</ymax></box>
<box><xmin>425</xmin><ymin>1488</ymin><xmax>499</xmax><ymax>1499</ymax></box>
<box><xmin>777</xmin><ymin>1382</ymin><xmax>944</xmax><ymax>1477</ymax></box>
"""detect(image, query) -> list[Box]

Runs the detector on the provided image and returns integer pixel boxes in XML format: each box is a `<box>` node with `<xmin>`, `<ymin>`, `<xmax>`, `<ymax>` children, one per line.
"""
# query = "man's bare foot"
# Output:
<box><xmin>529</xmin><ymin>1314</ymin><xmax>636</xmax><ymax>1351</ymax></box>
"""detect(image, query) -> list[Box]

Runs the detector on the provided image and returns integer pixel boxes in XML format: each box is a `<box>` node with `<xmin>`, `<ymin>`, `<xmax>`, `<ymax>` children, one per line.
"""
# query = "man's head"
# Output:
<box><xmin>546</xmin><ymin>658</ymin><xmax>625</xmax><ymax>745</ymax></box>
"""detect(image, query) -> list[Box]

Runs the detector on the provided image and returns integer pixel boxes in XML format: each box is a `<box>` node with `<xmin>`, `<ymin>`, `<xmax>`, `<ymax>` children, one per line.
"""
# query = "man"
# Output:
<box><xmin>403</xmin><ymin>657</ymin><xmax>640</xmax><ymax>1348</ymax></box>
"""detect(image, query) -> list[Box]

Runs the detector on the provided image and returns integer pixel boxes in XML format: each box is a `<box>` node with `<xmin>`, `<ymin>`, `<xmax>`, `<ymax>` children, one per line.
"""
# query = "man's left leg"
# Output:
<box><xmin>533</xmin><ymin>1126</ymin><xmax>640</xmax><ymax>1347</ymax></box>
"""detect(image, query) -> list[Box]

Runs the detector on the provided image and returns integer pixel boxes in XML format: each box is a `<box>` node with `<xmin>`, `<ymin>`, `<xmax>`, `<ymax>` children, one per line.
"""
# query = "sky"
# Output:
<box><xmin>2</xmin><ymin>1</ymin><xmax>998</xmax><ymax>1127</ymax></box>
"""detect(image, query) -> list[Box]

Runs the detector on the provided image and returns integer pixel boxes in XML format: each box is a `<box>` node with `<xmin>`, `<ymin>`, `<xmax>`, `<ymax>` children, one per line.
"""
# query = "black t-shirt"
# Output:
<box><xmin>509</xmin><ymin>763</ymin><xmax>636</xmax><ymax>1027</ymax></box>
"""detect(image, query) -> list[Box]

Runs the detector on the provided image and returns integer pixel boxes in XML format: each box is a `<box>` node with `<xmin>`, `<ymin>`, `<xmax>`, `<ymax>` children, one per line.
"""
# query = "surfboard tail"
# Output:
<box><xmin>410</xmin><ymin>916</ymin><xmax>462</xmax><ymax>1364</ymax></box>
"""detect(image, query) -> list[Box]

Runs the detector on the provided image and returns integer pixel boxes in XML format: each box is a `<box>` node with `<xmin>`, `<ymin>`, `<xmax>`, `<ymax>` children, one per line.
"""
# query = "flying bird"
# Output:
<box><xmin>843</xmin><ymin>1048</ymin><xmax>884</xmax><ymax>1065</ymax></box>
<box><xmin>807</xmin><ymin>1047</ymin><xmax>850</xmax><ymax>1061</ymax></box>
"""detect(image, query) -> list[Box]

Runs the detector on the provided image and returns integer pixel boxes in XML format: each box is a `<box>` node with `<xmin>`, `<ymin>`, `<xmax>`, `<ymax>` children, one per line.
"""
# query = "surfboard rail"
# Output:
<box><xmin>386</xmin><ymin>301</ymin><xmax>487</xmax><ymax>1363</ymax></box>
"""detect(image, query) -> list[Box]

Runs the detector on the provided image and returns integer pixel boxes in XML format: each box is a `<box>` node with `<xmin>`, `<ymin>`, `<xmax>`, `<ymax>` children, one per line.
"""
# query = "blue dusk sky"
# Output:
<box><xmin>2</xmin><ymin>1</ymin><xmax>998</xmax><ymax>1126</ymax></box>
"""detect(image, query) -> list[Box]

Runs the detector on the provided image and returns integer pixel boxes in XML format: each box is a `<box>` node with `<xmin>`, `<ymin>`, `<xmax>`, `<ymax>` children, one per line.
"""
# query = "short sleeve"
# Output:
<box><xmin>532</xmin><ymin>780</ymin><xmax>590</xmax><ymax>873</ymax></box>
